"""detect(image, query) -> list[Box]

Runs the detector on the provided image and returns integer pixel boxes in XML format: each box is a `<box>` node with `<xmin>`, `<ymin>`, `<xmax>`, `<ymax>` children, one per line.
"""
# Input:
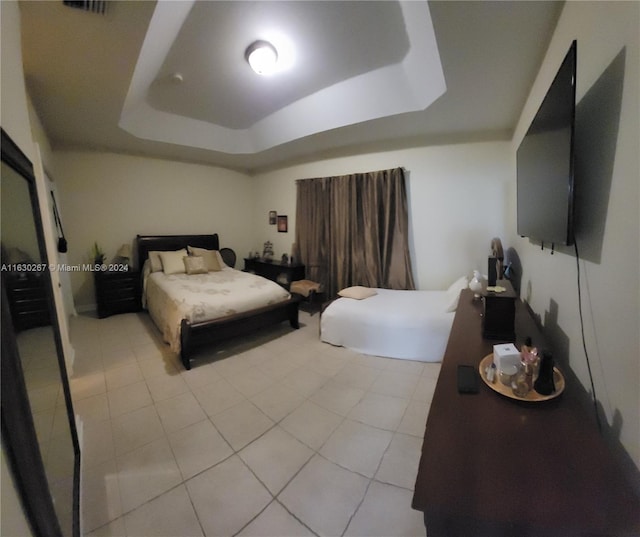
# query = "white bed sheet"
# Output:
<box><xmin>320</xmin><ymin>288</ymin><xmax>455</xmax><ymax>362</ymax></box>
<box><xmin>144</xmin><ymin>267</ymin><xmax>290</xmax><ymax>353</ymax></box>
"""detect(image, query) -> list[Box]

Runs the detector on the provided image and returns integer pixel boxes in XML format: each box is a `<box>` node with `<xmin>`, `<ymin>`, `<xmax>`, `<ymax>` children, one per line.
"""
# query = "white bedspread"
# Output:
<box><xmin>320</xmin><ymin>288</ymin><xmax>455</xmax><ymax>362</ymax></box>
<box><xmin>144</xmin><ymin>268</ymin><xmax>290</xmax><ymax>352</ymax></box>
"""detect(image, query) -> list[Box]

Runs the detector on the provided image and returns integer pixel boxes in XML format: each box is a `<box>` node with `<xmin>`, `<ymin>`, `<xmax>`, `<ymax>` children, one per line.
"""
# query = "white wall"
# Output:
<box><xmin>52</xmin><ymin>152</ymin><xmax>255</xmax><ymax>309</ymax></box>
<box><xmin>0</xmin><ymin>0</ymin><xmax>33</xmax><ymax>156</ymax></box>
<box><xmin>510</xmin><ymin>1</ymin><xmax>639</xmax><ymax>470</ymax></box>
<box><xmin>253</xmin><ymin>141</ymin><xmax>513</xmax><ymax>290</ymax></box>
<box><xmin>51</xmin><ymin>141</ymin><xmax>512</xmax><ymax>313</ymax></box>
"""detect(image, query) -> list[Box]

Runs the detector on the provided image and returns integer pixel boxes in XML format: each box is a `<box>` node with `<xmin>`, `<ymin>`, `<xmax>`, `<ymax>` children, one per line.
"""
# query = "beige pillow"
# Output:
<box><xmin>338</xmin><ymin>286</ymin><xmax>377</xmax><ymax>300</ymax></box>
<box><xmin>148</xmin><ymin>251</ymin><xmax>164</xmax><ymax>272</ymax></box>
<box><xmin>183</xmin><ymin>255</ymin><xmax>208</xmax><ymax>275</ymax></box>
<box><xmin>159</xmin><ymin>249</ymin><xmax>188</xmax><ymax>275</ymax></box>
<box><xmin>187</xmin><ymin>246</ymin><xmax>222</xmax><ymax>271</ymax></box>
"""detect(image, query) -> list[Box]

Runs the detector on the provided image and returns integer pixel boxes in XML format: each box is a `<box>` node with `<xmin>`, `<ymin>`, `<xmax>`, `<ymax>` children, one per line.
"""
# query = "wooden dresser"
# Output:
<box><xmin>412</xmin><ymin>288</ymin><xmax>640</xmax><ymax>536</ymax></box>
<box><xmin>243</xmin><ymin>258</ymin><xmax>305</xmax><ymax>290</ymax></box>
<box><xmin>5</xmin><ymin>274</ymin><xmax>51</xmax><ymax>331</ymax></box>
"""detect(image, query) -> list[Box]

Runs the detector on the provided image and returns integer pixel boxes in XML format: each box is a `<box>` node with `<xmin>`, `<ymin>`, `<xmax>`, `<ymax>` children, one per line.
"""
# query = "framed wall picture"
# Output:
<box><xmin>277</xmin><ymin>215</ymin><xmax>288</xmax><ymax>232</ymax></box>
<box><xmin>268</xmin><ymin>210</ymin><xmax>277</xmax><ymax>225</ymax></box>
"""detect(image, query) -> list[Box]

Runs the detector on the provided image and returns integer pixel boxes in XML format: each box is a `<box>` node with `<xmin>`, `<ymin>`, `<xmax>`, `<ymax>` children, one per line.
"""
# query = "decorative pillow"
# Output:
<box><xmin>159</xmin><ymin>249</ymin><xmax>188</xmax><ymax>275</ymax></box>
<box><xmin>148</xmin><ymin>251</ymin><xmax>164</xmax><ymax>273</ymax></box>
<box><xmin>445</xmin><ymin>276</ymin><xmax>469</xmax><ymax>312</ymax></box>
<box><xmin>183</xmin><ymin>255</ymin><xmax>208</xmax><ymax>275</ymax></box>
<box><xmin>338</xmin><ymin>286</ymin><xmax>377</xmax><ymax>300</ymax></box>
<box><xmin>187</xmin><ymin>246</ymin><xmax>222</xmax><ymax>271</ymax></box>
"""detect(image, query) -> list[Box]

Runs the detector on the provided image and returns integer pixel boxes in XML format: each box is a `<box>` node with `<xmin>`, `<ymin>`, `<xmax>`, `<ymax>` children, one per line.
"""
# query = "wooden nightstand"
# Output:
<box><xmin>95</xmin><ymin>270</ymin><xmax>141</xmax><ymax>318</ymax></box>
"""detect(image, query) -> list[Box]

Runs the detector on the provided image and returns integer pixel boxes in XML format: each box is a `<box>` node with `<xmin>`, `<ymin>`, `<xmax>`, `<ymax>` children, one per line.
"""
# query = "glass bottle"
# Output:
<box><xmin>521</xmin><ymin>337</ymin><xmax>539</xmax><ymax>379</ymax></box>
<box><xmin>512</xmin><ymin>359</ymin><xmax>533</xmax><ymax>398</ymax></box>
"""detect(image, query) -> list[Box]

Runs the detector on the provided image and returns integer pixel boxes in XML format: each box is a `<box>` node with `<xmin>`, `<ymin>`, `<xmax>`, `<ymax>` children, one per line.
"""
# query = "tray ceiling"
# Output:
<box><xmin>19</xmin><ymin>1</ymin><xmax>563</xmax><ymax>173</ymax></box>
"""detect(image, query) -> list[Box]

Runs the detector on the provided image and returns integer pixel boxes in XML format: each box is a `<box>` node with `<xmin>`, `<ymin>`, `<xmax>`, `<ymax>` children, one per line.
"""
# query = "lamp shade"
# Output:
<box><xmin>117</xmin><ymin>244</ymin><xmax>131</xmax><ymax>259</ymax></box>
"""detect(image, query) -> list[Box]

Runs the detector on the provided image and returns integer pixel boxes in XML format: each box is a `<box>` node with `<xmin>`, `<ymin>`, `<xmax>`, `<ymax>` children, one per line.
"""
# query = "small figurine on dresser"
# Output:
<box><xmin>262</xmin><ymin>241</ymin><xmax>274</xmax><ymax>261</ymax></box>
<box><xmin>488</xmin><ymin>237</ymin><xmax>504</xmax><ymax>286</ymax></box>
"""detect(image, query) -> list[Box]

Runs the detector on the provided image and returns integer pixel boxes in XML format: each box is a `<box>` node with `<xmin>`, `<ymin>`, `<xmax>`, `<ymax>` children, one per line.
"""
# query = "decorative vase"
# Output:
<box><xmin>534</xmin><ymin>352</ymin><xmax>556</xmax><ymax>395</ymax></box>
<box><xmin>469</xmin><ymin>270</ymin><xmax>484</xmax><ymax>298</ymax></box>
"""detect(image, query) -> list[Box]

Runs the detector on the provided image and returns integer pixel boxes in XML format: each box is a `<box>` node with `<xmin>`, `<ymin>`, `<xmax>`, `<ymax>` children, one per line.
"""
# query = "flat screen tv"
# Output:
<box><xmin>517</xmin><ymin>40</ymin><xmax>577</xmax><ymax>246</ymax></box>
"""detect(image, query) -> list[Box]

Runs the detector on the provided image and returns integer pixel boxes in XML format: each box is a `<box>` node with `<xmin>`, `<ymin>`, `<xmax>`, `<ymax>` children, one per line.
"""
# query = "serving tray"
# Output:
<box><xmin>479</xmin><ymin>354</ymin><xmax>565</xmax><ymax>402</ymax></box>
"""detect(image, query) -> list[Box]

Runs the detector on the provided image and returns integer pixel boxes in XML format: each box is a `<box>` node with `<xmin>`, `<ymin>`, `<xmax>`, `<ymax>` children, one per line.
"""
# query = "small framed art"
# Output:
<box><xmin>277</xmin><ymin>215</ymin><xmax>288</xmax><ymax>232</ymax></box>
<box><xmin>269</xmin><ymin>210</ymin><xmax>277</xmax><ymax>225</ymax></box>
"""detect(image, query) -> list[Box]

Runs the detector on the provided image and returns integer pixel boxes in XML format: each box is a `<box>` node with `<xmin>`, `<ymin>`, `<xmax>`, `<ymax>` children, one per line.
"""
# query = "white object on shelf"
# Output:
<box><xmin>493</xmin><ymin>343</ymin><xmax>520</xmax><ymax>372</ymax></box>
<box><xmin>469</xmin><ymin>270</ymin><xmax>484</xmax><ymax>298</ymax></box>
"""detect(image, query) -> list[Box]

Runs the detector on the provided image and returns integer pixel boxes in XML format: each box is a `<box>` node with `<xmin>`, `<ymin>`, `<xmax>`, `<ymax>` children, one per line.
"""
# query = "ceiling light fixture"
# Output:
<box><xmin>245</xmin><ymin>40</ymin><xmax>278</xmax><ymax>75</ymax></box>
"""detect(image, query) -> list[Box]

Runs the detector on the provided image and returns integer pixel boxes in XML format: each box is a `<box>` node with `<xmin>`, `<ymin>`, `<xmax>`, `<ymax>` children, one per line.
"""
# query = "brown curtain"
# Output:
<box><xmin>295</xmin><ymin>167</ymin><xmax>415</xmax><ymax>298</ymax></box>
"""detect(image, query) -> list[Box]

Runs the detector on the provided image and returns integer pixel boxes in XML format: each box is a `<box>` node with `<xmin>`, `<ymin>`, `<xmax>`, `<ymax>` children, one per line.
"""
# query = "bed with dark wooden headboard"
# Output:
<box><xmin>136</xmin><ymin>233</ymin><xmax>300</xmax><ymax>370</ymax></box>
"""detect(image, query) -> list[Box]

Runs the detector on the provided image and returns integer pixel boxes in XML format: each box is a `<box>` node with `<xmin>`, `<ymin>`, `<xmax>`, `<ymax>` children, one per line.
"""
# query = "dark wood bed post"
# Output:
<box><xmin>180</xmin><ymin>319</ymin><xmax>193</xmax><ymax>370</ymax></box>
<box><xmin>288</xmin><ymin>299</ymin><xmax>300</xmax><ymax>329</ymax></box>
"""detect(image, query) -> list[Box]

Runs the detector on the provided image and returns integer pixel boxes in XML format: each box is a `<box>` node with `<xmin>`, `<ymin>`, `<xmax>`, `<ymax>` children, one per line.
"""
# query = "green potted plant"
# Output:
<box><xmin>92</xmin><ymin>242</ymin><xmax>105</xmax><ymax>265</ymax></box>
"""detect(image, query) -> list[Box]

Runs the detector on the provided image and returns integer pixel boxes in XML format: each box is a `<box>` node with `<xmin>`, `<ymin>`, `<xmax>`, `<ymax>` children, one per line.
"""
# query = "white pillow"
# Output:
<box><xmin>445</xmin><ymin>276</ymin><xmax>468</xmax><ymax>312</ymax></box>
<box><xmin>338</xmin><ymin>286</ymin><xmax>377</xmax><ymax>300</ymax></box>
<box><xmin>159</xmin><ymin>249</ymin><xmax>188</xmax><ymax>275</ymax></box>
<box><xmin>148</xmin><ymin>251</ymin><xmax>164</xmax><ymax>272</ymax></box>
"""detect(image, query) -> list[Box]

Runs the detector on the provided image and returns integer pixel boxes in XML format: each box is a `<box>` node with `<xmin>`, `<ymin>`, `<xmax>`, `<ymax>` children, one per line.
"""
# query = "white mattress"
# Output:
<box><xmin>320</xmin><ymin>288</ymin><xmax>455</xmax><ymax>362</ymax></box>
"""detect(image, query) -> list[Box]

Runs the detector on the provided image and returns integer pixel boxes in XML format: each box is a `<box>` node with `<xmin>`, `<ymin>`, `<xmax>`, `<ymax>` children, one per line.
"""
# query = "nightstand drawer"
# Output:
<box><xmin>95</xmin><ymin>271</ymin><xmax>141</xmax><ymax>318</ymax></box>
<box><xmin>99</xmin><ymin>281</ymin><xmax>138</xmax><ymax>298</ymax></box>
<box><xmin>11</xmin><ymin>294</ymin><xmax>49</xmax><ymax>313</ymax></box>
<box><xmin>11</xmin><ymin>284</ymin><xmax>47</xmax><ymax>298</ymax></box>
<box><xmin>13</xmin><ymin>309</ymin><xmax>51</xmax><ymax>329</ymax></box>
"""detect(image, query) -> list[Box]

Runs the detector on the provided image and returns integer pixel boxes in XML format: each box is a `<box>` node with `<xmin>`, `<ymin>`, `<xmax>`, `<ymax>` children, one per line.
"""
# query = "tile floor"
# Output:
<box><xmin>68</xmin><ymin>309</ymin><xmax>438</xmax><ymax>536</ymax></box>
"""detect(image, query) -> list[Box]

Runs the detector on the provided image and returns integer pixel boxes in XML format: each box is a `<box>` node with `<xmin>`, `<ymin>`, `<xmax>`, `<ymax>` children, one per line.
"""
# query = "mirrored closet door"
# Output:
<box><xmin>1</xmin><ymin>129</ymin><xmax>80</xmax><ymax>537</ymax></box>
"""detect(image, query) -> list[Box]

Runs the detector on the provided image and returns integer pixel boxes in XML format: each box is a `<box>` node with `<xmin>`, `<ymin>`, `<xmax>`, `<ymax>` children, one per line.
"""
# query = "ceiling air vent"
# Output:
<box><xmin>62</xmin><ymin>1</ymin><xmax>107</xmax><ymax>15</ymax></box>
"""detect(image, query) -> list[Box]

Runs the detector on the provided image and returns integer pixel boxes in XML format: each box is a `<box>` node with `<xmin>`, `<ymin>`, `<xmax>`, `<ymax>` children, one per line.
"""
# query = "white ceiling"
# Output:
<box><xmin>19</xmin><ymin>0</ymin><xmax>563</xmax><ymax>174</ymax></box>
<box><xmin>148</xmin><ymin>1</ymin><xmax>413</xmax><ymax>129</ymax></box>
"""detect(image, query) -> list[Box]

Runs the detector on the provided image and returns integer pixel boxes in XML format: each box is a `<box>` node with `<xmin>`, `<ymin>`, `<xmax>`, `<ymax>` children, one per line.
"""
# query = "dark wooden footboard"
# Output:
<box><xmin>179</xmin><ymin>295</ymin><xmax>301</xmax><ymax>370</ymax></box>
